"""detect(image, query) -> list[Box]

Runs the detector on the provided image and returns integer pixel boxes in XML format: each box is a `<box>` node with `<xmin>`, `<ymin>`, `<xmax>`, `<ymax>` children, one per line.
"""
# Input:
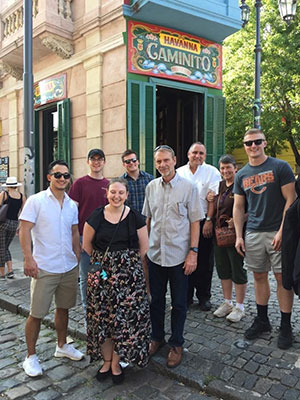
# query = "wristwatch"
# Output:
<box><xmin>206</xmin><ymin>216</ymin><xmax>212</xmax><ymax>222</ymax></box>
<box><xmin>190</xmin><ymin>247</ymin><xmax>198</xmax><ymax>253</ymax></box>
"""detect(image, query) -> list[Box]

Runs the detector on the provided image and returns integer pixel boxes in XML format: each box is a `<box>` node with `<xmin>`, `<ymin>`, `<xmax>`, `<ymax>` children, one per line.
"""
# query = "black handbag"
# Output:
<box><xmin>0</xmin><ymin>192</ymin><xmax>8</xmax><ymax>223</ymax></box>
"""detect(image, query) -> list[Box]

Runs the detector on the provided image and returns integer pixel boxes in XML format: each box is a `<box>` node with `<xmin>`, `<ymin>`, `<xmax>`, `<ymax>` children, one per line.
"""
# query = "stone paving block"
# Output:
<box><xmin>0</xmin><ymin>333</ymin><xmax>17</xmax><ymax>344</ymax></box>
<box><xmin>282</xmin><ymin>388</ymin><xmax>299</xmax><ymax>400</ymax></box>
<box><xmin>0</xmin><ymin>367</ymin><xmax>18</xmax><ymax>379</ymax></box>
<box><xmin>234</xmin><ymin>357</ymin><xmax>247</xmax><ymax>369</ymax></box>
<box><xmin>41</xmin><ymin>360</ymin><xmax>62</xmax><ymax>372</ymax></box>
<box><xmin>162</xmin><ymin>382</ymin><xmax>195</xmax><ymax>400</ymax></box>
<box><xmin>243</xmin><ymin>373</ymin><xmax>258</xmax><ymax>390</ymax></box>
<box><xmin>252</xmin><ymin>353</ymin><xmax>268</xmax><ymax>364</ymax></box>
<box><xmin>244</xmin><ymin>360</ymin><xmax>259</xmax><ymax>374</ymax></box>
<box><xmin>232</xmin><ymin>370</ymin><xmax>247</xmax><ymax>386</ymax></box>
<box><xmin>0</xmin><ymin>378</ymin><xmax>20</xmax><ymax>393</ymax></box>
<box><xmin>5</xmin><ymin>385</ymin><xmax>31</xmax><ymax>400</ymax></box>
<box><xmin>254</xmin><ymin>377</ymin><xmax>273</xmax><ymax>394</ymax></box>
<box><xmin>220</xmin><ymin>366</ymin><xmax>234</xmax><ymax>381</ymax></box>
<box><xmin>46</xmin><ymin>365</ymin><xmax>75</xmax><ymax>381</ymax></box>
<box><xmin>280</xmin><ymin>373</ymin><xmax>298</xmax><ymax>388</ymax></box>
<box><xmin>1</xmin><ymin>360</ymin><xmax>18</xmax><ymax>375</ymax></box>
<box><xmin>257</xmin><ymin>365</ymin><xmax>271</xmax><ymax>377</ymax></box>
<box><xmin>269</xmin><ymin>383</ymin><xmax>287</xmax><ymax>400</ymax></box>
<box><xmin>33</xmin><ymin>389</ymin><xmax>61</xmax><ymax>400</ymax></box>
<box><xmin>26</xmin><ymin>377</ymin><xmax>52</xmax><ymax>391</ymax></box>
<box><xmin>58</xmin><ymin>374</ymin><xmax>87</xmax><ymax>393</ymax></box>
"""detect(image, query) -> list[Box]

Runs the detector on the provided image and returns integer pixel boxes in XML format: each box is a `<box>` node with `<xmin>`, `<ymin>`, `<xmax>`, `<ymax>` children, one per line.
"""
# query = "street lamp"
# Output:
<box><xmin>240</xmin><ymin>0</ymin><xmax>298</xmax><ymax>129</ymax></box>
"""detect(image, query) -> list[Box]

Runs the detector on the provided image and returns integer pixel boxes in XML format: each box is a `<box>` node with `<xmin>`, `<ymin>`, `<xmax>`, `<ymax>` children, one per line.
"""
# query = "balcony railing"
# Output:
<box><xmin>2</xmin><ymin>0</ymin><xmax>73</xmax><ymax>39</ymax></box>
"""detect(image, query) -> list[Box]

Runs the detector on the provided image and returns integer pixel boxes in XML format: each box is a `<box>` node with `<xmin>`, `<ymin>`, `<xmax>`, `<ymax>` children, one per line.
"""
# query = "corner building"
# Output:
<box><xmin>0</xmin><ymin>0</ymin><xmax>241</xmax><ymax>189</ymax></box>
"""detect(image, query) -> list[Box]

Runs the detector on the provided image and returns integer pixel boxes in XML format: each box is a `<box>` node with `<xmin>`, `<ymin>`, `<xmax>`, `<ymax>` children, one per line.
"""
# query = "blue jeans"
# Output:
<box><xmin>148</xmin><ymin>260</ymin><xmax>188</xmax><ymax>347</ymax></box>
<box><xmin>79</xmin><ymin>239</ymin><xmax>91</xmax><ymax>312</ymax></box>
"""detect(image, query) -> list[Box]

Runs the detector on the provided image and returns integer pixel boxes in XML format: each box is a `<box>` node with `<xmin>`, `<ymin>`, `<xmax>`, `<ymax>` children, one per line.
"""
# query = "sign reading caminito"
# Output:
<box><xmin>128</xmin><ymin>21</ymin><xmax>222</xmax><ymax>89</ymax></box>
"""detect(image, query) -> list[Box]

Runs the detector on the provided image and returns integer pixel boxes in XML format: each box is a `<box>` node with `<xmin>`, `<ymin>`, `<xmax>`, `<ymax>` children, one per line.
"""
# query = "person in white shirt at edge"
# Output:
<box><xmin>177</xmin><ymin>142</ymin><xmax>221</xmax><ymax>311</ymax></box>
<box><xmin>19</xmin><ymin>160</ymin><xmax>83</xmax><ymax>378</ymax></box>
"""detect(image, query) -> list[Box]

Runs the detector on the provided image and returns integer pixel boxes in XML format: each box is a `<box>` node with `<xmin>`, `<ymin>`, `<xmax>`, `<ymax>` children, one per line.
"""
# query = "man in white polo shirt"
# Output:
<box><xmin>177</xmin><ymin>142</ymin><xmax>221</xmax><ymax>310</ymax></box>
<box><xmin>19</xmin><ymin>160</ymin><xmax>83</xmax><ymax>377</ymax></box>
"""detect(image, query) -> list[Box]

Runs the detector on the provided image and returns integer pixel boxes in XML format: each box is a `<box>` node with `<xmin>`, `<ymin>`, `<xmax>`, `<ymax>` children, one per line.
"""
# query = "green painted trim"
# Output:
<box><xmin>150</xmin><ymin>77</ymin><xmax>207</xmax><ymax>94</ymax></box>
<box><xmin>207</xmin><ymin>88</ymin><xmax>223</xmax><ymax>96</ymax></box>
<box><xmin>127</xmin><ymin>73</ymin><xmax>149</xmax><ymax>82</ymax></box>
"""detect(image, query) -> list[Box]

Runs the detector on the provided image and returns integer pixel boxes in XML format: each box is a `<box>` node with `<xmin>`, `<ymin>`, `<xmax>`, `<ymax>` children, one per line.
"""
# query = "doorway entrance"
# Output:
<box><xmin>156</xmin><ymin>86</ymin><xmax>204</xmax><ymax>167</ymax></box>
<box><xmin>41</xmin><ymin>107</ymin><xmax>58</xmax><ymax>189</ymax></box>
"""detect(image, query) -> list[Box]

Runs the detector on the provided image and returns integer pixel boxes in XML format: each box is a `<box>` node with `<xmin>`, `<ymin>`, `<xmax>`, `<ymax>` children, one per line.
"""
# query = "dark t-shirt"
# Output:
<box><xmin>68</xmin><ymin>175</ymin><xmax>109</xmax><ymax>235</ymax></box>
<box><xmin>234</xmin><ymin>157</ymin><xmax>295</xmax><ymax>231</ymax></box>
<box><xmin>87</xmin><ymin>207</ymin><xmax>146</xmax><ymax>251</ymax></box>
<box><xmin>214</xmin><ymin>180</ymin><xmax>234</xmax><ymax>219</ymax></box>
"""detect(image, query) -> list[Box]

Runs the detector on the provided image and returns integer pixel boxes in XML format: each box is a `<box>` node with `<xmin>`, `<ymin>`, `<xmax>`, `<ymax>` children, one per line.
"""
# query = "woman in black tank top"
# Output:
<box><xmin>0</xmin><ymin>177</ymin><xmax>26</xmax><ymax>279</ymax></box>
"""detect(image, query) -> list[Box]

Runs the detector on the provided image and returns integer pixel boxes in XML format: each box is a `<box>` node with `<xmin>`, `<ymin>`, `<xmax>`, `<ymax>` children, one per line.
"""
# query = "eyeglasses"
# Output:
<box><xmin>154</xmin><ymin>145</ymin><xmax>173</xmax><ymax>152</ymax></box>
<box><xmin>124</xmin><ymin>158</ymin><xmax>138</xmax><ymax>164</ymax></box>
<box><xmin>243</xmin><ymin>139</ymin><xmax>264</xmax><ymax>147</ymax></box>
<box><xmin>89</xmin><ymin>157</ymin><xmax>104</xmax><ymax>163</ymax></box>
<box><xmin>50</xmin><ymin>172</ymin><xmax>71</xmax><ymax>179</ymax></box>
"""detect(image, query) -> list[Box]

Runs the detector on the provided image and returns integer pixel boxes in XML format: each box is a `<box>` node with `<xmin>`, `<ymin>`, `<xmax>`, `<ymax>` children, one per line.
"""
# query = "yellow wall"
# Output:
<box><xmin>232</xmin><ymin>142</ymin><xmax>299</xmax><ymax>174</ymax></box>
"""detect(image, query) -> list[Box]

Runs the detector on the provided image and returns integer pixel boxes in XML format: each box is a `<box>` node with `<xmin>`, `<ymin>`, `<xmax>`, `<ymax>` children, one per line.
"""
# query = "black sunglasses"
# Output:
<box><xmin>51</xmin><ymin>172</ymin><xmax>71</xmax><ymax>179</ymax></box>
<box><xmin>243</xmin><ymin>139</ymin><xmax>264</xmax><ymax>147</ymax></box>
<box><xmin>124</xmin><ymin>158</ymin><xmax>138</xmax><ymax>164</ymax></box>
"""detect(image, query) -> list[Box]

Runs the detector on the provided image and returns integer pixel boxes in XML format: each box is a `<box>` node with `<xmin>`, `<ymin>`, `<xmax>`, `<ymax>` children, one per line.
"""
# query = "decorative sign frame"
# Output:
<box><xmin>34</xmin><ymin>74</ymin><xmax>67</xmax><ymax>108</ymax></box>
<box><xmin>0</xmin><ymin>157</ymin><xmax>9</xmax><ymax>183</ymax></box>
<box><xmin>128</xmin><ymin>21</ymin><xmax>222</xmax><ymax>89</ymax></box>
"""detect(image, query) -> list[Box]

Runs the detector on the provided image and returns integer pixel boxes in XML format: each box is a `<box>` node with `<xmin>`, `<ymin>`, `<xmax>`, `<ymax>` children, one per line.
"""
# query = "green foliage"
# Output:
<box><xmin>223</xmin><ymin>0</ymin><xmax>300</xmax><ymax>165</ymax></box>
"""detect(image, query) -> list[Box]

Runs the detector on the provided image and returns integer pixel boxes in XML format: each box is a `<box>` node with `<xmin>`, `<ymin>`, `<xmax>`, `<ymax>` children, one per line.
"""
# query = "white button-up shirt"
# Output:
<box><xmin>142</xmin><ymin>173</ymin><xmax>204</xmax><ymax>267</ymax></box>
<box><xmin>19</xmin><ymin>187</ymin><xmax>78</xmax><ymax>273</ymax></box>
<box><xmin>177</xmin><ymin>162</ymin><xmax>221</xmax><ymax>214</ymax></box>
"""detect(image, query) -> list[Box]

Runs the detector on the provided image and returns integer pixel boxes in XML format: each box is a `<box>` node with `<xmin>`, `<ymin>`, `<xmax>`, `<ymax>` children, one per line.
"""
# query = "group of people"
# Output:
<box><xmin>0</xmin><ymin>127</ymin><xmax>296</xmax><ymax>383</ymax></box>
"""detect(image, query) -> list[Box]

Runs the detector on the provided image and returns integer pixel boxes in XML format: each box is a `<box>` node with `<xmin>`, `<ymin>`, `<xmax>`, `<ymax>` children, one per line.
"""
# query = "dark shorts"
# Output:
<box><xmin>214</xmin><ymin>244</ymin><xmax>247</xmax><ymax>284</ymax></box>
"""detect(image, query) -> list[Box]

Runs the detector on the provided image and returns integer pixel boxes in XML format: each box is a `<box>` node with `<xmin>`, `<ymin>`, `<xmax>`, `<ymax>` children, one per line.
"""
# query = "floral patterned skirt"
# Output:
<box><xmin>86</xmin><ymin>248</ymin><xmax>151</xmax><ymax>368</ymax></box>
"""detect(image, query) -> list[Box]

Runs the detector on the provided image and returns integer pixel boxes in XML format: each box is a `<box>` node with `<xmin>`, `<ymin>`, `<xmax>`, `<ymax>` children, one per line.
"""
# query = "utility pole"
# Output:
<box><xmin>23</xmin><ymin>0</ymin><xmax>35</xmax><ymax>197</ymax></box>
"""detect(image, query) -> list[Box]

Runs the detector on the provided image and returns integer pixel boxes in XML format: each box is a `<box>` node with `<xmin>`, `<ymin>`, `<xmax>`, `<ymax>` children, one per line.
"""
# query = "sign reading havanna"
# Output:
<box><xmin>128</xmin><ymin>21</ymin><xmax>222</xmax><ymax>89</ymax></box>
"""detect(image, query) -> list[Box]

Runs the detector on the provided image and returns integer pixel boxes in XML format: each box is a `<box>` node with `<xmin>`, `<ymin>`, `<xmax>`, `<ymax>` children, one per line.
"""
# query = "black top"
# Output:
<box><xmin>3</xmin><ymin>192</ymin><xmax>23</xmax><ymax>221</ymax></box>
<box><xmin>87</xmin><ymin>207</ymin><xmax>146</xmax><ymax>251</ymax></box>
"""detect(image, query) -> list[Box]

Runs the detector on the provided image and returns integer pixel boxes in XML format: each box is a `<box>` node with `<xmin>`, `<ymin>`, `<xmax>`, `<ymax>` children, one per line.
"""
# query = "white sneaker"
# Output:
<box><xmin>226</xmin><ymin>306</ymin><xmax>245</xmax><ymax>322</ymax></box>
<box><xmin>54</xmin><ymin>343</ymin><xmax>84</xmax><ymax>361</ymax></box>
<box><xmin>23</xmin><ymin>354</ymin><xmax>43</xmax><ymax>377</ymax></box>
<box><xmin>213</xmin><ymin>302</ymin><xmax>233</xmax><ymax>318</ymax></box>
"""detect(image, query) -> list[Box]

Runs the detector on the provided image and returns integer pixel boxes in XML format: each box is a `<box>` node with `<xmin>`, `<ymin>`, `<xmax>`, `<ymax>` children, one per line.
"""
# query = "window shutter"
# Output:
<box><xmin>128</xmin><ymin>80</ymin><xmax>156</xmax><ymax>175</ymax></box>
<box><xmin>205</xmin><ymin>94</ymin><xmax>225</xmax><ymax>167</ymax></box>
<box><xmin>57</xmin><ymin>99</ymin><xmax>71</xmax><ymax>169</ymax></box>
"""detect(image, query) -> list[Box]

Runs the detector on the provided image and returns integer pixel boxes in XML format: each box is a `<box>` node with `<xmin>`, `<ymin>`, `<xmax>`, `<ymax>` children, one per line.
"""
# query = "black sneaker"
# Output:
<box><xmin>244</xmin><ymin>317</ymin><xmax>272</xmax><ymax>340</ymax></box>
<box><xmin>277</xmin><ymin>326</ymin><xmax>293</xmax><ymax>350</ymax></box>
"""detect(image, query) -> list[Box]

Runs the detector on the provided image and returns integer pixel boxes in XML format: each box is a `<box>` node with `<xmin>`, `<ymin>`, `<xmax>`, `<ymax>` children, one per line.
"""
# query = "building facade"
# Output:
<box><xmin>0</xmin><ymin>0</ymin><xmax>241</xmax><ymax>189</ymax></box>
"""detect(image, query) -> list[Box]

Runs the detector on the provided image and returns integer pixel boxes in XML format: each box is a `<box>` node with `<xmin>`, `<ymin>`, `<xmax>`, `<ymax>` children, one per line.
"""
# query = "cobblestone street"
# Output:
<box><xmin>0</xmin><ymin>308</ymin><xmax>217</xmax><ymax>400</ymax></box>
<box><xmin>1</xmin><ymin>237</ymin><xmax>300</xmax><ymax>399</ymax></box>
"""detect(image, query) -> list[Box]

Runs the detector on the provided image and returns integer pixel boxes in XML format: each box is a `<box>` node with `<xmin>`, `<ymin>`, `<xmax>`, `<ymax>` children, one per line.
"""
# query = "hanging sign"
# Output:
<box><xmin>128</xmin><ymin>21</ymin><xmax>222</xmax><ymax>89</ymax></box>
<box><xmin>34</xmin><ymin>74</ymin><xmax>67</xmax><ymax>108</ymax></box>
<box><xmin>0</xmin><ymin>157</ymin><xmax>9</xmax><ymax>183</ymax></box>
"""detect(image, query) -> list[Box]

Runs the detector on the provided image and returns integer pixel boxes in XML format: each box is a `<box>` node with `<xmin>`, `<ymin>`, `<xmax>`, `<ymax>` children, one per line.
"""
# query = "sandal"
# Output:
<box><xmin>6</xmin><ymin>271</ymin><xmax>15</xmax><ymax>279</ymax></box>
<box><xmin>96</xmin><ymin>359</ymin><xmax>111</xmax><ymax>382</ymax></box>
<box><xmin>112</xmin><ymin>364</ymin><xmax>124</xmax><ymax>385</ymax></box>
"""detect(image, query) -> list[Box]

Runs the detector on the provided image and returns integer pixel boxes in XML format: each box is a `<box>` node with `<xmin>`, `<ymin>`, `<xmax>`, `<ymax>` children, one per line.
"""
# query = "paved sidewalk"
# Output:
<box><xmin>1</xmin><ymin>237</ymin><xmax>300</xmax><ymax>399</ymax></box>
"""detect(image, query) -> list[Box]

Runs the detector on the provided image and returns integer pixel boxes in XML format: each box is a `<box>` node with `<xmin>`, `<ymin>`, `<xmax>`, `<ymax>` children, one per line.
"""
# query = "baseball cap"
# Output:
<box><xmin>88</xmin><ymin>149</ymin><xmax>105</xmax><ymax>160</ymax></box>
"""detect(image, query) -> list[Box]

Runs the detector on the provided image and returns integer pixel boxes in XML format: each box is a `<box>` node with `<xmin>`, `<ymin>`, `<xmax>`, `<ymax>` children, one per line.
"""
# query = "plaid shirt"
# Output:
<box><xmin>122</xmin><ymin>170</ymin><xmax>154</xmax><ymax>213</ymax></box>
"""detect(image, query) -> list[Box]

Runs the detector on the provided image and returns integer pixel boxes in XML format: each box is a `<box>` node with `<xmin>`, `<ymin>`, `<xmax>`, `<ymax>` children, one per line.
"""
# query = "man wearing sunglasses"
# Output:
<box><xmin>68</xmin><ymin>149</ymin><xmax>109</xmax><ymax>313</ymax></box>
<box><xmin>19</xmin><ymin>160</ymin><xmax>83</xmax><ymax>377</ymax></box>
<box><xmin>121</xmin><ymin>149</ymin><xmax>153</xmax><ymax>214</ymax></box>
<box><xmin>177</xmin><ymin>142</ymin><xmax>221</xmax><ymax>311</ymax></box>
<box><xmin>233</xmin><ymin>128</ymin><xmax>296</xmax><ymax>349</ymax></box>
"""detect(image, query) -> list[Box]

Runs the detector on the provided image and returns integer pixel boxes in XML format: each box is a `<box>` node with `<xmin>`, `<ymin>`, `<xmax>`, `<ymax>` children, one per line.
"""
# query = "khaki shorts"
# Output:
<box><xmin>244</xmin><ymin>231</ymin><xmax>281</xmax><ymax>273</ymax></box>
<box><xmin>30</xmin><ymin>266</ymin><xmax>79</xmax><ymax>319</ymax></box>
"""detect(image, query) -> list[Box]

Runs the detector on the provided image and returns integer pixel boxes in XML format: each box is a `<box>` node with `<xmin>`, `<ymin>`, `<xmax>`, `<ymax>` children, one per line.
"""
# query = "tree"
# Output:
<box><xmin>223</xmin><ymin>0</ymin><xmax>300</xmax><ymax>165</ymax></box>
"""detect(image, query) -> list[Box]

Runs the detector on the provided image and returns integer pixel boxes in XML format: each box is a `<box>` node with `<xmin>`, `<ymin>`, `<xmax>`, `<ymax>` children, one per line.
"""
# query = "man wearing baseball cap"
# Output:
<box><xmin>69</xmin><ymin>149</ymin><xmax>109</xmax><ymax>313</ymax></box>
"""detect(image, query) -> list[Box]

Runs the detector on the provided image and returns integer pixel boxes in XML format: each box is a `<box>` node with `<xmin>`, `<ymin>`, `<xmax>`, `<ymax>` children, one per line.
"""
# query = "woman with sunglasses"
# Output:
<box><xmin>208</xmin><ymin>155</ymin><xmax>247</xmax><ymax>323</ymax></box>
<box><xmin>82</xmin><ymin>178</ymin><xmax>150</xmax><ymax>384</ymax></box>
